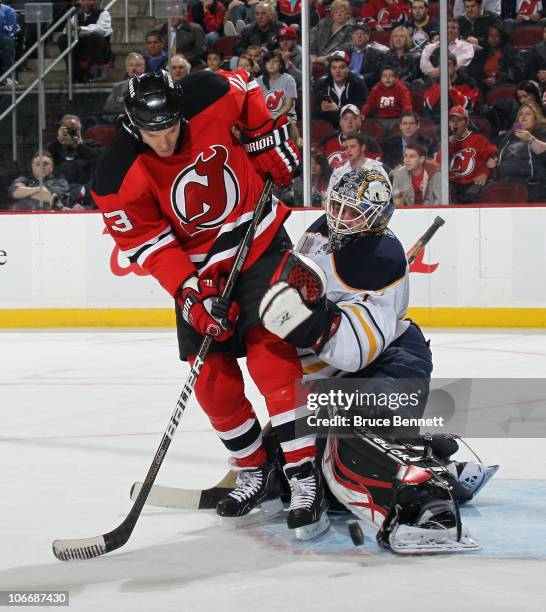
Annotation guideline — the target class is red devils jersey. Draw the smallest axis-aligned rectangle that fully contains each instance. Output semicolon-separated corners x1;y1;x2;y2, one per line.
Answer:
321;132;382;169
518;0;542;17
448;132;496;185
92;70;290;297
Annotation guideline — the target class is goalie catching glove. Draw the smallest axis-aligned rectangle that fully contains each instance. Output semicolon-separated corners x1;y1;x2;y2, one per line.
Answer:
259;251;341;351
177;276;240;341
242;116;300;188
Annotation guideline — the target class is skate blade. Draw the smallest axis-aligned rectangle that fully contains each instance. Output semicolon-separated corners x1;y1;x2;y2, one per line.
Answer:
389;524;481;555
292;512;331;541
471;465;499;498
220;498;284;529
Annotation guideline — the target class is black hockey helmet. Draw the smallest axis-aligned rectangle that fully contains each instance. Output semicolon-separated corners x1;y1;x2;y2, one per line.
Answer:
124;70;183;132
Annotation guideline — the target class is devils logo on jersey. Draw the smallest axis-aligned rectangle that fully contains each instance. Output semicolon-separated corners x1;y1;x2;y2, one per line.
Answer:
265;90;284;113
171;145;240;235
450;147;476;177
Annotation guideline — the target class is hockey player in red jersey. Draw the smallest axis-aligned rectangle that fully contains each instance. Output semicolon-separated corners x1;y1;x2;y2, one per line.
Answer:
92;69;329;540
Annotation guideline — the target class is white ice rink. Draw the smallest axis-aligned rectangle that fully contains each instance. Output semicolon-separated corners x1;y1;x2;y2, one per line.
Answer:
1;328;545;612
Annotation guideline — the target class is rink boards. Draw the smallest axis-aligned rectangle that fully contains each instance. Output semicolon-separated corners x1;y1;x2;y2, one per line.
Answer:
0;206;545;327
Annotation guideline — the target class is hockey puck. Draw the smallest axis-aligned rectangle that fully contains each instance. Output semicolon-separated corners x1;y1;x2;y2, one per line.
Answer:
348;521;364;546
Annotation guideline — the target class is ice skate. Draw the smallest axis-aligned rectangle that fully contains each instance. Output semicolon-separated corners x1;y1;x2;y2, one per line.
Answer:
216;458;284;522
284;460;330;541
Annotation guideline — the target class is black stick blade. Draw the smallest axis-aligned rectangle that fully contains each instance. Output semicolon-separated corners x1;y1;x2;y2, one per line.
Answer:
52;535;107;561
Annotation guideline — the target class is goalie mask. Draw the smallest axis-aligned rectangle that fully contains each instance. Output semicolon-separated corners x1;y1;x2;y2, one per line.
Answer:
326;168;394;248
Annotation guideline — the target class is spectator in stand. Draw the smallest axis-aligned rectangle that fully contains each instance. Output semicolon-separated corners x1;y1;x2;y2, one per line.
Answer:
273;26;302;90
326;131;391;196
424;52;479;115
104;52;145;116
234;3;283;57
313;50;368;127
310;147;332;206
358;0;411;32
223;0;261;36
206;49;225;71
489;79;545;136
361;64;412;131
47;114;100;206
0;2;19;86
467;23;526;96
503;0;546;33
406;0;439;50
237;52;261;77
7;151;70;211
453;0;500;17
420;18;474;82
321;103;383;168
188;0;226;48
276;0;320;28
246;44;264;72
257;50;298;120
144;31;167;73
170;54;192;81
496;101;546;201
457;0;498;48
160;14;207;68
381;25;421;86
310;0;354;63
383;111;432;168
448;105;497;203
58;0;112;83
349;21;388;89
526;23;546;85
392;142;442;205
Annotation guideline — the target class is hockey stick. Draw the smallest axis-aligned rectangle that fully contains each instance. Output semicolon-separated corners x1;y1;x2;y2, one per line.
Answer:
129;220;449;513
406;216;445;265
52;178;274;561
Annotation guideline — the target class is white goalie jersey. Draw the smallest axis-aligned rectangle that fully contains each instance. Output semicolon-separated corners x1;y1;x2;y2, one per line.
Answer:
296;217;410;379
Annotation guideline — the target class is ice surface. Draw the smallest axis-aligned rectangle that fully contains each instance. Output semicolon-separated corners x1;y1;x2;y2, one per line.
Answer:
1;329;545;612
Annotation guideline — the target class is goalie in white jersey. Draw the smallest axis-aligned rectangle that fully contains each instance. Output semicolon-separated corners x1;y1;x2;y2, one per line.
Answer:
259;167;496;553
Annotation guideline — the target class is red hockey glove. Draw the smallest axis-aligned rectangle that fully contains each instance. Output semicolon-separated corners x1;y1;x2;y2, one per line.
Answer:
177;276;240;341
243;117;301;188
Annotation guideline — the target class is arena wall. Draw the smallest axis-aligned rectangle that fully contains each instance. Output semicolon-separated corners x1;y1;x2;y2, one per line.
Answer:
0;206;544;328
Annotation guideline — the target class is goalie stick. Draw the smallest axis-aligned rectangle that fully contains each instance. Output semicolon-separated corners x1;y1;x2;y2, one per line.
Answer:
52;178;274;561
406;215;445;264
128;218;448;513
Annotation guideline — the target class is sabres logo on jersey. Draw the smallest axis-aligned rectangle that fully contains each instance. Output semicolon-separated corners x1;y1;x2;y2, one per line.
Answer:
450;147;476;177
171;145;240;235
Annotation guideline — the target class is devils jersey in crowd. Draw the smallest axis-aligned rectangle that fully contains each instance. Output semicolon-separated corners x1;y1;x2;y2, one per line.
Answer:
448;131;496;185
92;69;290;297
295;217;410;379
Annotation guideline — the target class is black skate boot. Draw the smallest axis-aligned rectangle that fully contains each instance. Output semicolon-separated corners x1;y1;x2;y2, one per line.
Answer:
216;458;283;518
284;460;330;541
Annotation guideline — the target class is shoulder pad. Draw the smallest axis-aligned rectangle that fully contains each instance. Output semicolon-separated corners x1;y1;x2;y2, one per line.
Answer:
332;230;407;291
181;71;230;121
92;128;140;196
306;215;329;237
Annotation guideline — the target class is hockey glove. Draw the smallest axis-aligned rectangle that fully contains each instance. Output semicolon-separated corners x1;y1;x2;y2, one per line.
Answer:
177;276;240;341
242;116;300;188
259;252;341;351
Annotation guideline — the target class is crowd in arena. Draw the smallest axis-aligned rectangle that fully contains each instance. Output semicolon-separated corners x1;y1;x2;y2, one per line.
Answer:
2;0;546;209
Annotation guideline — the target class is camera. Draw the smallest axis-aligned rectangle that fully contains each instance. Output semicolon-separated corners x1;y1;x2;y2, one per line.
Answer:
65;126;78;137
